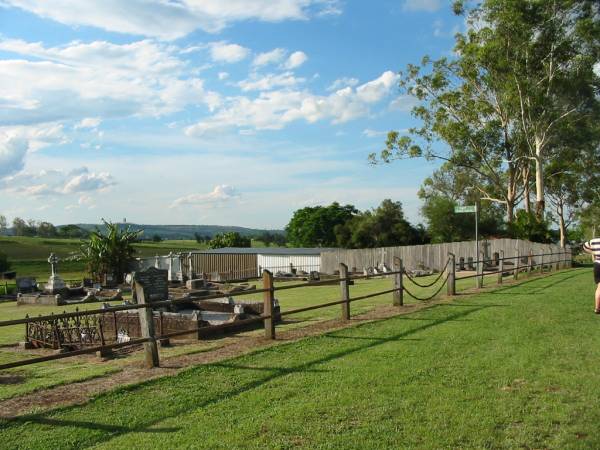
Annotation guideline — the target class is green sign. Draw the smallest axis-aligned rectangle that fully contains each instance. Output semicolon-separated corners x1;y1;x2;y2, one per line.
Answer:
454;205;477;213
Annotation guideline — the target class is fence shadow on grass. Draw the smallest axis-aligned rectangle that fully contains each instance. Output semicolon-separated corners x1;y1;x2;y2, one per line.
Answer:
490;269;582;296
5;302;494;448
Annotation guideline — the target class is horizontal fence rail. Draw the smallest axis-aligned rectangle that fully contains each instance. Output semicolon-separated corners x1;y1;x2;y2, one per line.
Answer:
0;248;573;371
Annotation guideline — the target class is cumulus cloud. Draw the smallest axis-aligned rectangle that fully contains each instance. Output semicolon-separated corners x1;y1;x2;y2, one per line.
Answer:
253;48;287;67
283;51;308;69
238;72;305;91
63;169;114;194
0;38;219;126
218;71;230;80
209;41;250;63
171;185;240;208
2;0;342;40
362;129;387;138
2;166;115;196
186;71;399;135
403;0;443;12
0;136;28;178
327;77;359;91
75;117;102;129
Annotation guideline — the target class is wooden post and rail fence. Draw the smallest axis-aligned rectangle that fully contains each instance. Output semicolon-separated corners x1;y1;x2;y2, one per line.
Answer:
0;249;573;371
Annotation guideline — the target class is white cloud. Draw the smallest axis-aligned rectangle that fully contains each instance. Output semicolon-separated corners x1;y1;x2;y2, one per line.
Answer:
75;117;102;129
209;41;249;63
253;48;287;67
171;184;240;208
403;0;443;12
62;169;114;194
238;72;305;91
327;77;359;91
186;70;399;135
0;135;28;178
0;38;219;126
2;1;342;40
362;129;387;138
2;166;115;197
594;62;600;77
218;71;230;80
283;51;308;69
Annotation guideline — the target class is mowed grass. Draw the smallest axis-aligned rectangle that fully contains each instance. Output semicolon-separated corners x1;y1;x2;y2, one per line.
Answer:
1;268;596;449
0;269;500;401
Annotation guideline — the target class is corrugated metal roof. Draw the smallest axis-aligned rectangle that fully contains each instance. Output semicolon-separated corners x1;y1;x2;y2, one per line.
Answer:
196;247;331;255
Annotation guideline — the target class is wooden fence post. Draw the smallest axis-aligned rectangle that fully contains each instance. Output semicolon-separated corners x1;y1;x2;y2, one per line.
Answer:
528;249;533;275
477;252;484;289
339;263;350;320
393;258;403;306
498;250;504;285
135;283;160;368
447;254;455;296
555;251;560;271
514;249;520;280
262;270;275;339
541;252;544;274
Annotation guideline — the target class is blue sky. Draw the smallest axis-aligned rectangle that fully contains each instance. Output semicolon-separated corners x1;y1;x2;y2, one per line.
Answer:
0;0;463;228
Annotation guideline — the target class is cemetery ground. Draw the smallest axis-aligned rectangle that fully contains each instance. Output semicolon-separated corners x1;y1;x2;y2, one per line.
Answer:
1;267;597;448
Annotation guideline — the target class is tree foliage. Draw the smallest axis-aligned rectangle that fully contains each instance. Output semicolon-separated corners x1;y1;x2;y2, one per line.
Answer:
80;220;142;283
208;232;251;249
0;251;10;273
372;0;600;241
286;202;358;247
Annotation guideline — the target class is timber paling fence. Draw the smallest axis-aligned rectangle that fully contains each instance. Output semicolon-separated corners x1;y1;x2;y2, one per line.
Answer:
0;248;573;371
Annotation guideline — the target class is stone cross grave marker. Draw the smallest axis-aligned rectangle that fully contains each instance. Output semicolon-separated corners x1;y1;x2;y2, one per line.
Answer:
133;267;168;302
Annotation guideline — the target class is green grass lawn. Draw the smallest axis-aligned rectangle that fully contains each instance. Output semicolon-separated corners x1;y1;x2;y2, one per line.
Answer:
1;267;594;449
0;269;502;402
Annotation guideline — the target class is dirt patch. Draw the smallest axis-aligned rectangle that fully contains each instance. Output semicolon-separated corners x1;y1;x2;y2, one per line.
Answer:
0;374;25;385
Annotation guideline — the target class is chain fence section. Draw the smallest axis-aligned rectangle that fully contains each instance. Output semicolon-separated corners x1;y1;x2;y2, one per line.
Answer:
403;258;450;288
403;273;450;301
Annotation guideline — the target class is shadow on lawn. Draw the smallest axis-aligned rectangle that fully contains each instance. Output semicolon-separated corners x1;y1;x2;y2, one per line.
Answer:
490;270;583;296
5;302;495;447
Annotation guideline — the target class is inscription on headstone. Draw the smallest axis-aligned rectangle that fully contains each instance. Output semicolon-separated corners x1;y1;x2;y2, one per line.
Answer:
133;267;168;302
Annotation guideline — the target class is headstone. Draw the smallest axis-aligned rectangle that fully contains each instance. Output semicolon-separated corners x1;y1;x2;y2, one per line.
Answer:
16;277;37;294
133;267;168;302
186;278;205;290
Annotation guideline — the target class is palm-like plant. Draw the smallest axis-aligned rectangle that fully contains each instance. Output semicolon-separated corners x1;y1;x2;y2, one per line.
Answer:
80;220;142;283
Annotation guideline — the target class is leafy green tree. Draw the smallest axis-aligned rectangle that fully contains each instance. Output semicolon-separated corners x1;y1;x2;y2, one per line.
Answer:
37;221;57;238
0;251;10;272
336;200;422;248
373;0;600;222
286;202;357;247
0;215;7;234
151;234;163;242
258;231;275;247
507;210;552;243
208;232;251;249
80;220;142;283
58;224;89;238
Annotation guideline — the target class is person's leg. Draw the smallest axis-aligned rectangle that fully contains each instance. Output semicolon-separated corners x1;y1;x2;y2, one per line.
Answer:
595;283;600;312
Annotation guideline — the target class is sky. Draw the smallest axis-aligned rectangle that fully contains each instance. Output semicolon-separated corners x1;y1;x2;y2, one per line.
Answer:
0;0;464;229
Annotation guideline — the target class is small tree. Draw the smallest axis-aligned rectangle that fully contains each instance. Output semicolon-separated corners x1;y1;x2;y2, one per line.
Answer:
151;234;163;242
208;232;251;249
0;251;10;272
80;220;142;283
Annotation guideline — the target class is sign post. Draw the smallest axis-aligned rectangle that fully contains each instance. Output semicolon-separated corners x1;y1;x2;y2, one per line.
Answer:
454;204;479;268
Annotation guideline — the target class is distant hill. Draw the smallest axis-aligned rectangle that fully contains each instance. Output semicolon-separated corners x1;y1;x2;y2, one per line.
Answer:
74;223;284;240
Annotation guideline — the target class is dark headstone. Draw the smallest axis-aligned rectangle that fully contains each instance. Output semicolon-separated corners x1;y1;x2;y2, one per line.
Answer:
458;257;465;271
16;277;37;293
133;267;168;302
